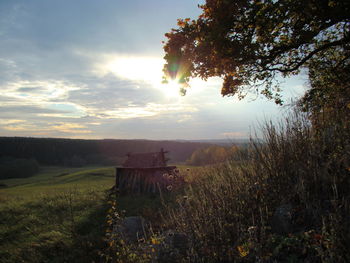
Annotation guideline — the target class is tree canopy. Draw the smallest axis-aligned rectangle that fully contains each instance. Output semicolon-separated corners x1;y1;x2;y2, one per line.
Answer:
300;46;350;125
163;0;350;104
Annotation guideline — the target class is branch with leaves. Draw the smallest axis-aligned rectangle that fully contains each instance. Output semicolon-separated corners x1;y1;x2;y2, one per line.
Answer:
163;0;350;104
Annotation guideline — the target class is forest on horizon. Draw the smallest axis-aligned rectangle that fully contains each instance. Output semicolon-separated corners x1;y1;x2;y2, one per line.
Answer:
0;136;222;166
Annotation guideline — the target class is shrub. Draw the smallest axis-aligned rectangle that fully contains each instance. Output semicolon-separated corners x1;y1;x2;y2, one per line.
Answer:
186;145;240;166
162;109;350;262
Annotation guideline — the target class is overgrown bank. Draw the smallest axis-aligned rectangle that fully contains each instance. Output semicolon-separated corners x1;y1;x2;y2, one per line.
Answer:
106;110;350;262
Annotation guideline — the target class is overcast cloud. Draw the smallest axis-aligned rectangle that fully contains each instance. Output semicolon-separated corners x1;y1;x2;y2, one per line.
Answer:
0;0;306;140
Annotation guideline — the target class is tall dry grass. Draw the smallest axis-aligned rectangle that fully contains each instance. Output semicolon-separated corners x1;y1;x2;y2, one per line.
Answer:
163;109;350;262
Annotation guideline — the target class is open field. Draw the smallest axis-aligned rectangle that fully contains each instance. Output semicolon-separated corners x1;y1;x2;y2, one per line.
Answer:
0;166;115;263
0;166;114;194
0;165;196;263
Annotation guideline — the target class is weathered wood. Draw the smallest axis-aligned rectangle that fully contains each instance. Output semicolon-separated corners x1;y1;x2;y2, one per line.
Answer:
115;166;177;194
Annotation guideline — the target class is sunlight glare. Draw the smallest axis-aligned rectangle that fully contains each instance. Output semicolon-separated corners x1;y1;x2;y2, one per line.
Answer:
104;56;183;98
107;56;163;83
162;79;183;98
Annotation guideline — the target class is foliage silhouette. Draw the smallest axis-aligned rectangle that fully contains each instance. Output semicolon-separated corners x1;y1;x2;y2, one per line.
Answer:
163;0;350;104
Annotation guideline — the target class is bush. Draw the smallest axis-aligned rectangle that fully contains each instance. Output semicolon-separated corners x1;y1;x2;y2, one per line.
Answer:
186;145;239;166
162;109;350;262
0;156;39;179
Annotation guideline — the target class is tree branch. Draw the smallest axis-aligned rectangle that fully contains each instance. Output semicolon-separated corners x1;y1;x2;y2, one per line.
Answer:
266;36;350;73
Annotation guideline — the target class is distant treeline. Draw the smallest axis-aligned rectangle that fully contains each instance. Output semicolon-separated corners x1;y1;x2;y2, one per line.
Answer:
186;145;248;166
0;137;213;166
0;156;39;179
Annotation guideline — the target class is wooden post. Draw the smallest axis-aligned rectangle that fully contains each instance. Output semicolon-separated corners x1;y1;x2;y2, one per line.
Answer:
115;167;119;197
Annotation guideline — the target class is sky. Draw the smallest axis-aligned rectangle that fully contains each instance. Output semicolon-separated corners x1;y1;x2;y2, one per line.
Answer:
0;0;307;140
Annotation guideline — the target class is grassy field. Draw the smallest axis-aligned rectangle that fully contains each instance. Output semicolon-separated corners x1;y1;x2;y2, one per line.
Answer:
0;165;198;263
0;166;115;263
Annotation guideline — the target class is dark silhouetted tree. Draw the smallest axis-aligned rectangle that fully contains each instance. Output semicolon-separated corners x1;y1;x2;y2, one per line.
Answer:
163;0;350;104
299;46;350;127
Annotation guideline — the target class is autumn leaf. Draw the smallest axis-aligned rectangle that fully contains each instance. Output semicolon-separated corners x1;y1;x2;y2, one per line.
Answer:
237;245;249;257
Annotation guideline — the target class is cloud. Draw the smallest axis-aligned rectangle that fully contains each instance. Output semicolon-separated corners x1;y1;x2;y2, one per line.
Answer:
0;105;68;114
221;132;248;139
0;0;307;140
2;80;80;102
0;0;202;54
16;86;47;92
0;1;202;118
0;119;92;135
50;123;91;134
0;119;25;125
97;55;164;83
176;114;193;123
2;120;43;132
0;0;213;138
102;102;197;119
66;74;162;109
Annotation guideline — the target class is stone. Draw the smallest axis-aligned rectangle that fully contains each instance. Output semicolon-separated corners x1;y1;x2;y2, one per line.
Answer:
116;216;146;242
163;230;188;253
158;230;189;263
271;204;293;234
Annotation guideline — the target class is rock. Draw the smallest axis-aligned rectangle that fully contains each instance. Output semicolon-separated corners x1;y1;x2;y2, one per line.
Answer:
116;216;146;242
271;204;293;234
163;230;188;253
158;230;189;263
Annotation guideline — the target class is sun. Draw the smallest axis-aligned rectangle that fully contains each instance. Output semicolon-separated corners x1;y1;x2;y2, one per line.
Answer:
103;55;184;98
161;79;184;98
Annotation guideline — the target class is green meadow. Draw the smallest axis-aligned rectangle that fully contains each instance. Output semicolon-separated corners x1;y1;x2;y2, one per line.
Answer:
0;166;115;263
0;165;188;263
